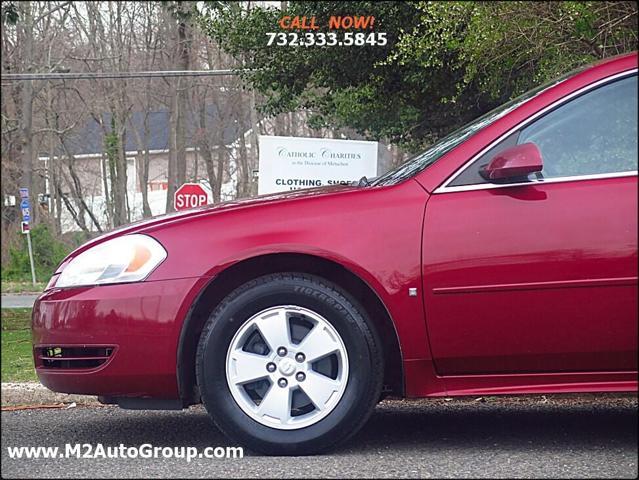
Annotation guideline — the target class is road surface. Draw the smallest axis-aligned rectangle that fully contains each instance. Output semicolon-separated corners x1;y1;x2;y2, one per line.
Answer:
1;294;39;309
2;395;636;478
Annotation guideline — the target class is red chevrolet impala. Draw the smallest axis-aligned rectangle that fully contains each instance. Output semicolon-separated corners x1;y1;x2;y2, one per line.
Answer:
33;53;637;455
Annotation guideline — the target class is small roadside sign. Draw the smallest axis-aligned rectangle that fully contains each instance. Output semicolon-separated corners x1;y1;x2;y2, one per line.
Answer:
21;197;31;222
18;187;36;285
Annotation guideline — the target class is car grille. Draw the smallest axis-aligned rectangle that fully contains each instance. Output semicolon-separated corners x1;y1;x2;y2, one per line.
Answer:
36;346;115;370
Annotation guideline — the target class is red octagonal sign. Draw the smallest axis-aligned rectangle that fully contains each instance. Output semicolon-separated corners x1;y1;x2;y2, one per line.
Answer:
174;183;209;211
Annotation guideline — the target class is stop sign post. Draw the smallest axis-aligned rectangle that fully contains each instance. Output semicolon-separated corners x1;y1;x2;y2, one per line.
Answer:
174;183;209;211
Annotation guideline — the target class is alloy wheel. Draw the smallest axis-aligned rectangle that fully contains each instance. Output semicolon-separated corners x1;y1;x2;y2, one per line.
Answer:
225;305;349;430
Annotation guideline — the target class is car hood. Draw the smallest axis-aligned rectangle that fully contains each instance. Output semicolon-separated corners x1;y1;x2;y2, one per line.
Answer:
60;184;362;264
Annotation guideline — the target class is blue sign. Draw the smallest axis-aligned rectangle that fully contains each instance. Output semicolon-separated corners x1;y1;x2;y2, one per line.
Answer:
22;213;30;222
19;188;29;199
20;199;30;209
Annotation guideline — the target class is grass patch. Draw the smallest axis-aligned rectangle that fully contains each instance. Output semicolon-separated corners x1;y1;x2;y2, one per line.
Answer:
1;281;46;294
1;331;37;382
1;308;32;330
1;308;37;382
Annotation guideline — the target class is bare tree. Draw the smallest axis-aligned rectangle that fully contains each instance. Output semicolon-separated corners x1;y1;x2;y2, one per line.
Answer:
17;2;36;224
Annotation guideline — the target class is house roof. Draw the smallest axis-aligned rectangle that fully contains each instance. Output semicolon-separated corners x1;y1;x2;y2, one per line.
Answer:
48;104;247;157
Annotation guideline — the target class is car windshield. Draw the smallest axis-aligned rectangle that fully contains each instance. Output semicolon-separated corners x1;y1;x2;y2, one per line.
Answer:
371;71;580;187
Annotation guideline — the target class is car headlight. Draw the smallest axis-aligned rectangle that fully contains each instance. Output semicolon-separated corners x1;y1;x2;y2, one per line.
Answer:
55;234;167;288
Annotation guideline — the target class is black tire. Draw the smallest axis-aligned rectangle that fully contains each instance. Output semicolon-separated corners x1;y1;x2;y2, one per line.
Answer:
196;273;383;455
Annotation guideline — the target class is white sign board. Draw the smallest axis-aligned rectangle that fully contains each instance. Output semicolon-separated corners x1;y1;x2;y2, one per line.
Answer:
258;136;378;195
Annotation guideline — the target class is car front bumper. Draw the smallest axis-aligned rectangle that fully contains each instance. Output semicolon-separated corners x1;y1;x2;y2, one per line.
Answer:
32;277;206;398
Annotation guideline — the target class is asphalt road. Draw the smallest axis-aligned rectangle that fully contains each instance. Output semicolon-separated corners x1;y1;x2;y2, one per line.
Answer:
1;294;39;309
1;395;637;479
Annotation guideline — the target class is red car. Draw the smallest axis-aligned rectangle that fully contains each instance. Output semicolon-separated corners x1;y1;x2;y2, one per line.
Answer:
33;53;638;455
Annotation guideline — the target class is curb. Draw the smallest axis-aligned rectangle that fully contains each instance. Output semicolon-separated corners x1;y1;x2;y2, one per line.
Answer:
1;382;100;406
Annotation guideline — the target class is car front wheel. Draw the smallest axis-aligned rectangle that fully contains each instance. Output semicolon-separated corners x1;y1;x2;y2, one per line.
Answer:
196;273;383;455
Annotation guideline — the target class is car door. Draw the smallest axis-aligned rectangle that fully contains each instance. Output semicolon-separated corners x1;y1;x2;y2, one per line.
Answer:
422;72;638;375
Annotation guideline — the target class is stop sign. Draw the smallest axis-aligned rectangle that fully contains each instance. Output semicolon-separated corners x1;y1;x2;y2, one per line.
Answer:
174;183;209;211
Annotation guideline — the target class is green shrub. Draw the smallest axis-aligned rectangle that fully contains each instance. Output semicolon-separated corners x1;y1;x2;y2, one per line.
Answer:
3;224;73;282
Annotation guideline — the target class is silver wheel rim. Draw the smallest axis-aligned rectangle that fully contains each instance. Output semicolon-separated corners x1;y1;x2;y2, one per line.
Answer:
225;305;349;430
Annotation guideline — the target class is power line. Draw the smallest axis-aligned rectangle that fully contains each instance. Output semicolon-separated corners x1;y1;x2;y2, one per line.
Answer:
0;69;244;81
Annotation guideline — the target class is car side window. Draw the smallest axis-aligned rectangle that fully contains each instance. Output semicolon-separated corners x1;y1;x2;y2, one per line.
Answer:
449;74;638;187
519;74;637;178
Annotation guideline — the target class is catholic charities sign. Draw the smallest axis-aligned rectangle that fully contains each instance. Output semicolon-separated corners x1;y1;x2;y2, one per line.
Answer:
258;136;378;195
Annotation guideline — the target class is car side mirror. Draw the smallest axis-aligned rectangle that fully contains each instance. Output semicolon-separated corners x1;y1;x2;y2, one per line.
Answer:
480;143;543;181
